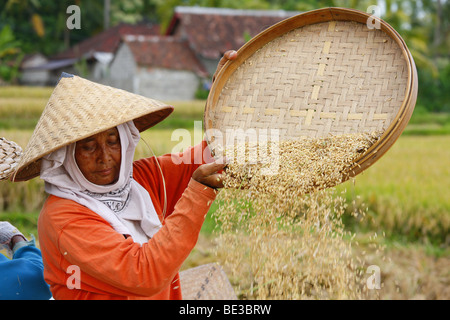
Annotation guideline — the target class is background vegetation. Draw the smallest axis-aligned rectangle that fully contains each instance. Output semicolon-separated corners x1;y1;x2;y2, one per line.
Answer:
0;0;449;112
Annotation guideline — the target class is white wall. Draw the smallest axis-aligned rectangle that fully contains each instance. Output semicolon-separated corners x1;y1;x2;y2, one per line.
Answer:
107;43;200;101
137;68;200;101
107;43;137;93
20;54;50;85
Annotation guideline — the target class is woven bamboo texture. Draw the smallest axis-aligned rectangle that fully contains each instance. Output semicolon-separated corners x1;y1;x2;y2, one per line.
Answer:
0;138;23;181
179;263;237;300
205;7;417;178
12;74;173;181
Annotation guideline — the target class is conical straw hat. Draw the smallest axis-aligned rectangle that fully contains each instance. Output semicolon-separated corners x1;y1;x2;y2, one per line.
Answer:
12;72;173;181
0;137;23;181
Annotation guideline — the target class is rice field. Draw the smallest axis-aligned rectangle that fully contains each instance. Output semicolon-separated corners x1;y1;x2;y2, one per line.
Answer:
0;86;448;299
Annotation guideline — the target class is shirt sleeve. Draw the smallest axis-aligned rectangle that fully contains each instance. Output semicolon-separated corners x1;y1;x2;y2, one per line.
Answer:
47;178;217;297
133;140;215;219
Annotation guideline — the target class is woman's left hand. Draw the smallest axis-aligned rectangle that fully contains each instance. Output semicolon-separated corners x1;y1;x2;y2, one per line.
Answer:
195;50;237;189
212;50;237;83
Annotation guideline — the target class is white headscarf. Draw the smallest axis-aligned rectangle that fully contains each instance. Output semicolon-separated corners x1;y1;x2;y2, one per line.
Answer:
40;121;162;244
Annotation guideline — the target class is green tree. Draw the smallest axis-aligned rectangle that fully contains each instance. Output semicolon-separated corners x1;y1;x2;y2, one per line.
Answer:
1;0;104;55
0;25;23;83
0;0;447;111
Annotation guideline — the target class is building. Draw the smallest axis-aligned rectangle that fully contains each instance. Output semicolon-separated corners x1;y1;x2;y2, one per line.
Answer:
109;35;208;101
19;53;50;86
20;7;299;100
20;23;160;86
166;6;298;75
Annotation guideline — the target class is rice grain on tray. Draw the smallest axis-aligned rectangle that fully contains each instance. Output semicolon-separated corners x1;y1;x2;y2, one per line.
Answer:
212;132;383;299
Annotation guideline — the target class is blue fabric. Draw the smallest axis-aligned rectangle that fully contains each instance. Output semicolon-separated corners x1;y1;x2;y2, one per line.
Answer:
0;245;52;300
60;71;74;79
57;71;74;84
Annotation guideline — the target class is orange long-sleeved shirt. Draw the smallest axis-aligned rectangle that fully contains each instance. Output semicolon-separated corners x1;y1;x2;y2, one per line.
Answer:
38;142;216;300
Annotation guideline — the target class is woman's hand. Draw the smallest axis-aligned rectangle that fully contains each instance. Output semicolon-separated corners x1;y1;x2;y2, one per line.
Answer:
212;50;238;83
193;50;237;189
192;158;227;189
194;50;237;189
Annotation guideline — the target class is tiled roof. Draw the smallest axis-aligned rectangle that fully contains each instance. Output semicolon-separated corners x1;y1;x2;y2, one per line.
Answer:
123;35;208;77
166;6;299;59
52;23;160;59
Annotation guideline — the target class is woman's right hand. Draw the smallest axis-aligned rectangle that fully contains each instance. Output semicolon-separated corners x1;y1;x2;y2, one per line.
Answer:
192;158;227;189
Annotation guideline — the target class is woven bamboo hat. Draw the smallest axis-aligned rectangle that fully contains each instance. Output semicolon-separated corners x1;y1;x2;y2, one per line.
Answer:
205;7;418;180
12;72;173;181
0;138;23;181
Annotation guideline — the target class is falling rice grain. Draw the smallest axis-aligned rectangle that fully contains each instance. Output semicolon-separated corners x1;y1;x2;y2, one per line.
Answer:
212;132;384;299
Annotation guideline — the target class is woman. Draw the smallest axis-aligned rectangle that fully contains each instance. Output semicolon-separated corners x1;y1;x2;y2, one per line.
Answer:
12;51;237;300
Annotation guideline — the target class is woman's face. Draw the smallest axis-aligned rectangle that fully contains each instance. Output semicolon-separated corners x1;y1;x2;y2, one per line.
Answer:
75;128;121;185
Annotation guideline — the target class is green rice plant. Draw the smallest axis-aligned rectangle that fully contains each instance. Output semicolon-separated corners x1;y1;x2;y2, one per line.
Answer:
147;100;205;130
0;86;53;98
0;86;51;130
0;129;33;149
0;212;40;240
339;135;450;245
0;178;45;212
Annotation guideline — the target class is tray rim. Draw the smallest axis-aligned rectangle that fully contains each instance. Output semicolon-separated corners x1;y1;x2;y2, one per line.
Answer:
204;7;418;180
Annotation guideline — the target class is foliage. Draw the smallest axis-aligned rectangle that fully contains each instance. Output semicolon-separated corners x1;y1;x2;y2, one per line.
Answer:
0;0;104;56
0;25;24;83
417;62;450;112
1;0;448;111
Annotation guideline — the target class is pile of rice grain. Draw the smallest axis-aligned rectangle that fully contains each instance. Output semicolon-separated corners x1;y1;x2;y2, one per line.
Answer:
212;132;382;299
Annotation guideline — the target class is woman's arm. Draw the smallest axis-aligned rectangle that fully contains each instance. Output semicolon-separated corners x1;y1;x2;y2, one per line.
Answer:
42;178;217;298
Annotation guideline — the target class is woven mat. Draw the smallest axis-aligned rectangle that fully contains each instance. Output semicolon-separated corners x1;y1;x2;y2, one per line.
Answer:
179;263;237;300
